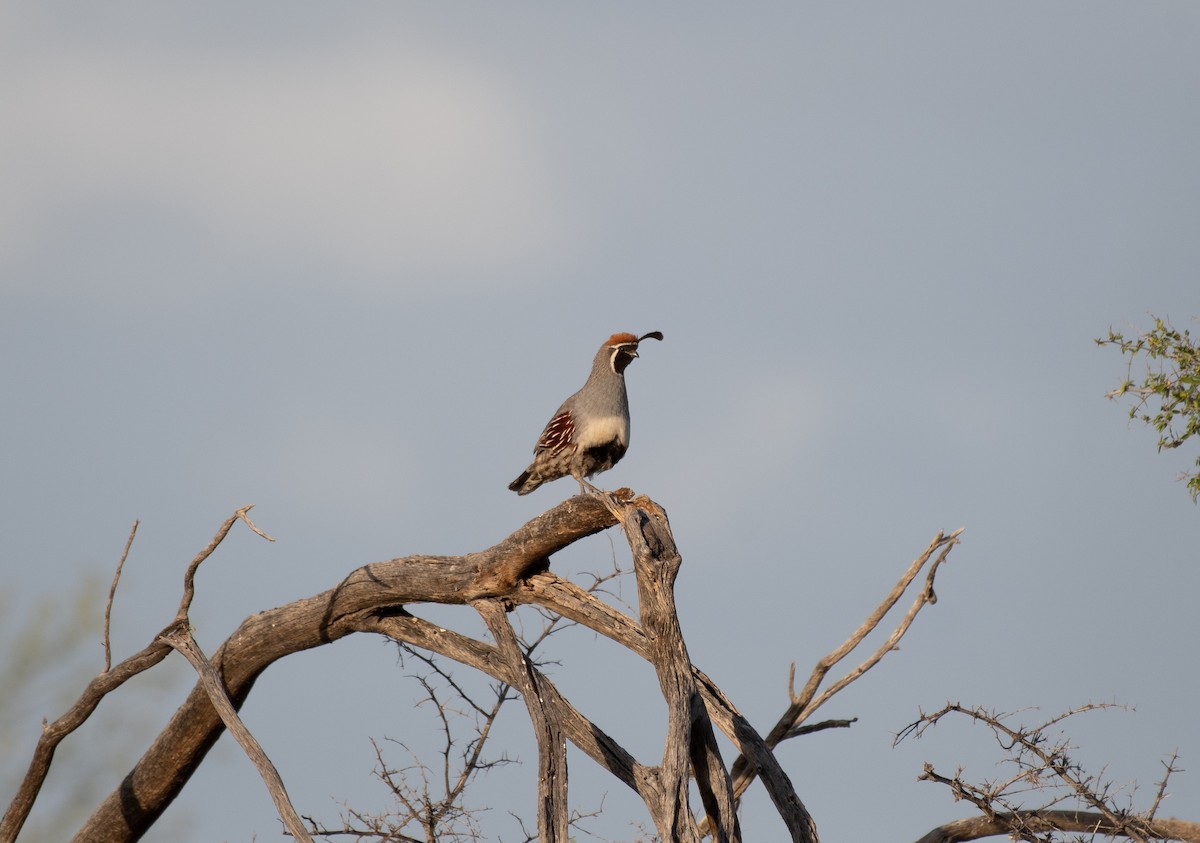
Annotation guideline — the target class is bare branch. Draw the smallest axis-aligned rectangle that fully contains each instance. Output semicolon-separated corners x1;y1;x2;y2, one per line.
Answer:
348;563;632;842
616;498;740;843
719;529;962;815
792;528;962;712
159;623;313;843
907;703;1137;833
401;644;512;721
782;718;857;740
104;519;139;672
522;572;817;843
1149;750;1183;821
3;506;268;843
238;506;276;542
476;600;569;843
175;503;273;623
447;684;511;809
352;611;650;798
24;493;900;843
61;495;617;841
0;639;172;842
903;703;1199;843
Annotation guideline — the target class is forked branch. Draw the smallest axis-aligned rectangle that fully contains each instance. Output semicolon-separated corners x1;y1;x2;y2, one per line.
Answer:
723;528;962;805
1;507;270;843
158;624;312;843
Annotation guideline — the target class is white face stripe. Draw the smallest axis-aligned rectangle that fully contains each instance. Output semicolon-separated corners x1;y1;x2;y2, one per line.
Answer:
608;343;637;373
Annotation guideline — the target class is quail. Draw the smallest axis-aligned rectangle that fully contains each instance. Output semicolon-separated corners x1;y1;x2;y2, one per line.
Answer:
509;331;663;496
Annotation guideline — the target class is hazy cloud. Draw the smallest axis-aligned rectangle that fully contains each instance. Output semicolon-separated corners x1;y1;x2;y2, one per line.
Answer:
2;32;570;294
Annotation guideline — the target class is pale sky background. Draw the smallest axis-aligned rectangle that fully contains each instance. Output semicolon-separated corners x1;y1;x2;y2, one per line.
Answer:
3;3;1199;842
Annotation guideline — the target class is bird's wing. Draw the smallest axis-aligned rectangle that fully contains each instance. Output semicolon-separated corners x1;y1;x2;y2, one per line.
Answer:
535;410;575;455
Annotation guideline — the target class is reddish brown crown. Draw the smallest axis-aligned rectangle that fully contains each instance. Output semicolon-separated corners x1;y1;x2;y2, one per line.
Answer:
606;332;640;346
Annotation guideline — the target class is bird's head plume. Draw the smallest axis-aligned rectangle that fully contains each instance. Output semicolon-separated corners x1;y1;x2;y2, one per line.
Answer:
605;331;663;373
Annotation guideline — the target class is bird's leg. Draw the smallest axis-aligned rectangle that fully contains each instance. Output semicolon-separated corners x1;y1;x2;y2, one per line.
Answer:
573;472;603;496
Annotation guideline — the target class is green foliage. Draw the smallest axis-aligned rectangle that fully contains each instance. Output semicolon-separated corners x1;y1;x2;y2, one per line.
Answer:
1096;315;1200;501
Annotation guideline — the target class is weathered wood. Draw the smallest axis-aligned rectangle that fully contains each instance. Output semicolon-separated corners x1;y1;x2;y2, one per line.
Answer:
39;492;819;843
68;495;617;843
158;624;312;843
476;601;568;843
521;567;818;842
620;499;740;843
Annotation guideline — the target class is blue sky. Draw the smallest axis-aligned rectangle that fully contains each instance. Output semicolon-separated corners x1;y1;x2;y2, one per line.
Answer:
3;3;1199;841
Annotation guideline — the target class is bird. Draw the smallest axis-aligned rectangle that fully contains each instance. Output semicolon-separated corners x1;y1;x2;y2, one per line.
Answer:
509;331;663;496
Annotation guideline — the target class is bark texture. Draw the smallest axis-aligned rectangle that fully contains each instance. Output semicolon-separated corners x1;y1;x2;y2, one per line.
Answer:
7;493;814;843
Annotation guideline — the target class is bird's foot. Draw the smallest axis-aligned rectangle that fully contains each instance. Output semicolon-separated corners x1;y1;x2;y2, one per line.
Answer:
575;476;605;496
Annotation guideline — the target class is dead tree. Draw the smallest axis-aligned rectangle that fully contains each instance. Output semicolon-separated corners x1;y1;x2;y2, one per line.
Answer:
3;491;961;843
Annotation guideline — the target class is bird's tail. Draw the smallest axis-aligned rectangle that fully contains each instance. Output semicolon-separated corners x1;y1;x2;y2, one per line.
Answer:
508;469;541;495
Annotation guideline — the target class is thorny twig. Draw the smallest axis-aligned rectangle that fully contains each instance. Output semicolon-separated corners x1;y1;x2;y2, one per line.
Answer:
1149;751;1183;822
899;702;1192;843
